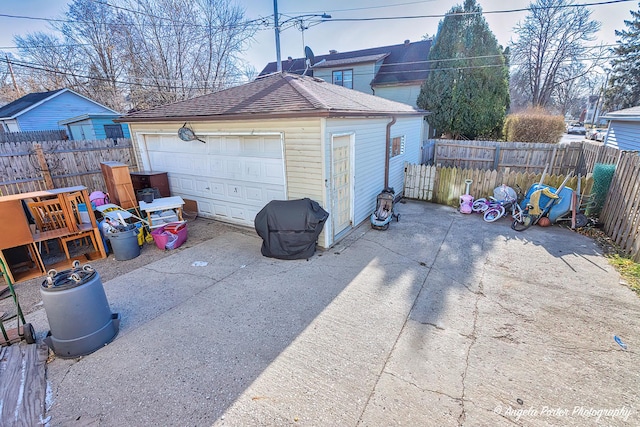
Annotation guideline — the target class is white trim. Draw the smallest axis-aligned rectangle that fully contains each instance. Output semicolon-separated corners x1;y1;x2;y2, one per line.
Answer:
136;130;288;171
329;131;356;244
134;130;288;219
320;118;329;248
58;112;121;126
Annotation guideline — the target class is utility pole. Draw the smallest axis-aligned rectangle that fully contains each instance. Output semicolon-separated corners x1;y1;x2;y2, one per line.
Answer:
6;54;20;96
273;0;282;72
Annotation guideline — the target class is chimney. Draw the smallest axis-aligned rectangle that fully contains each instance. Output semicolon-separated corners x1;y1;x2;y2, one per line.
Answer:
404;39;410;46
329;49;337;55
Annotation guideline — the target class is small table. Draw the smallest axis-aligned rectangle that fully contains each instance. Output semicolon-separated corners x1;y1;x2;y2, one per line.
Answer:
139;196;185;229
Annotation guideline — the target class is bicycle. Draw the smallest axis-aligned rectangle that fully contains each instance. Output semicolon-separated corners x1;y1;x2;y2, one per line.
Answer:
511;184;561;232
471;197;507;222
474;185;529;225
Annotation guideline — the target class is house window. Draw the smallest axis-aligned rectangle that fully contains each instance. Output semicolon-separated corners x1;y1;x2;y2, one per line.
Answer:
104;124;124;140
390;136;405;158
332;70;353;89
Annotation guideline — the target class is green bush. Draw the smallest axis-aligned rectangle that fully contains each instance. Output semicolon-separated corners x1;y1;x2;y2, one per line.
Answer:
503;108;565;143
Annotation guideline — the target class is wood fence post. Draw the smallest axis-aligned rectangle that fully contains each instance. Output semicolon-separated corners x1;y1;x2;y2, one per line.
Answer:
34;143;54;189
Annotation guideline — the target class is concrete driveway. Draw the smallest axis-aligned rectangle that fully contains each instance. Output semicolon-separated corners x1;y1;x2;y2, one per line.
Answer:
27;200;639;426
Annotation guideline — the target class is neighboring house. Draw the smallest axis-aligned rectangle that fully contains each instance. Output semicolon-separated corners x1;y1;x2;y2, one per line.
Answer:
59;113;131;141
0;89;128;139
259;39;432;109
118;72;427;247
601;106;640;150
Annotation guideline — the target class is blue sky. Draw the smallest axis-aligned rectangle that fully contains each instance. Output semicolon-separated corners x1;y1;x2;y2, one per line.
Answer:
0;0;635;72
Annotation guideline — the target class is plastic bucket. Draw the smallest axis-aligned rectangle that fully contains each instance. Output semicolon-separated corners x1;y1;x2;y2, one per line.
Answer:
151;223;188;250
107;226;141;260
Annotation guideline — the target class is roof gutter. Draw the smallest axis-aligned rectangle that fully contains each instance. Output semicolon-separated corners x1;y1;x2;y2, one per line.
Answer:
385;115;396;188
115;110;423;123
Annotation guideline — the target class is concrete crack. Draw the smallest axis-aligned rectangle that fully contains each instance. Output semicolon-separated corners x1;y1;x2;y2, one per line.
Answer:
458;240;486;426
385;371;463;402
415;321;445;330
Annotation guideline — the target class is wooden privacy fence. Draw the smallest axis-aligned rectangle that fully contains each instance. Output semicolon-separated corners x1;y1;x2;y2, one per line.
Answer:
580;141;620;174
404;163;593;207
0;129;67;143
600;151;640;261
0;138;137;196
429;139;618;176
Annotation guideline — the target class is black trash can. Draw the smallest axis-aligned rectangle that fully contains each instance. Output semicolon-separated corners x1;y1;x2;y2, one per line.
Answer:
41;263;120;358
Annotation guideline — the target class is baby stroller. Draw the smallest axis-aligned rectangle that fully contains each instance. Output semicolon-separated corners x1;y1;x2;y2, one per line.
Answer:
370;187;400;230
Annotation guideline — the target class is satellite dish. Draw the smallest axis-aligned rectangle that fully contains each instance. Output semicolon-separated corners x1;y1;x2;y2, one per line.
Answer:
178;123;205;143
303;46;317;76
304;46;315;66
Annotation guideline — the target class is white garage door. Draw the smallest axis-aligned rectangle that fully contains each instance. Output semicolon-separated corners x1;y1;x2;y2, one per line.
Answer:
142;133;286;226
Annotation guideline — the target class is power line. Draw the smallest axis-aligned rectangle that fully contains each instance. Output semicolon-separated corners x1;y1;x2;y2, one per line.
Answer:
0;56;251;90
1;0;633;31
0;12;268;30
287;0;635;22
286;1;440;15
0;44;91;50
4;48;631;89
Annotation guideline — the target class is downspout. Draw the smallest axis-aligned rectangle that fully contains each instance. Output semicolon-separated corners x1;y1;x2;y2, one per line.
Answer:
385;116;397;188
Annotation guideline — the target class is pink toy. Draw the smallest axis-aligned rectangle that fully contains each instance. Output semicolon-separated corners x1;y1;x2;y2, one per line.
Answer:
459;179;474;214
89;191;109;207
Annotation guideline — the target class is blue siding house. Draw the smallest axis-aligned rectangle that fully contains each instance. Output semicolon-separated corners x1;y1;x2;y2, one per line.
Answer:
59;113;131;141
0;88;129;140
602;106;640;151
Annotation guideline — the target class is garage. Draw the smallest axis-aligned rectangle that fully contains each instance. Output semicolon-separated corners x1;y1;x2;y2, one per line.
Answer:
139;133;286;226
118;73;426;247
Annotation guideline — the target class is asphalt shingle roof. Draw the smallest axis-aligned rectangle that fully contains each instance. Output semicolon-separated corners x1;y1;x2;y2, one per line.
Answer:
258;40;431;86
120;73;426;122
0;89;64;119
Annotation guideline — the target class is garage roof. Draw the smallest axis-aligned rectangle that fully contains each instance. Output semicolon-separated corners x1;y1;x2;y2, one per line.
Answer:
601;106;640;122
119;72;426;123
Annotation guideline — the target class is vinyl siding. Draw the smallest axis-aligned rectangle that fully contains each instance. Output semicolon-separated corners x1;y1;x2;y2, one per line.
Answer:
313;62;376;95
605;121;640;151
127;118;324;205
374;84;422;107
90;118;131;139
325;115;424;235
388;117;423;191
69;120;96;140
17;91;114;132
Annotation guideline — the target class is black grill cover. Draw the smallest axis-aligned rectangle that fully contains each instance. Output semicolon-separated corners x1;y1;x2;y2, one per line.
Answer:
254;198;329;260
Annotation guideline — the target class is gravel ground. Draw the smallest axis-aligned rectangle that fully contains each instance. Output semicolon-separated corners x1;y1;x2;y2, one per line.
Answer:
1;217;256;317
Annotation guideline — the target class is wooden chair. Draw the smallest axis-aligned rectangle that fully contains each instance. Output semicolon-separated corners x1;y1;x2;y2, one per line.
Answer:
65;191;92;246
28;198;97;259
29;199;67;254
61;191;98;258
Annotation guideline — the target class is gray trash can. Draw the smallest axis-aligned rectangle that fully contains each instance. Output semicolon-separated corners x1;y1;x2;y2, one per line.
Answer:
107;225;140;260
41;263;120;358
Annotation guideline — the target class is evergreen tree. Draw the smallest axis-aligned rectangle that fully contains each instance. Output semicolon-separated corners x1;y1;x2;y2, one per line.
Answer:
604;3;640;110
417;0;509;139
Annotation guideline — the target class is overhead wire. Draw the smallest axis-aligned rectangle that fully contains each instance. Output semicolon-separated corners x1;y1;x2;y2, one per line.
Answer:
2;46;630;89
0;0;632;89
0;0;633;31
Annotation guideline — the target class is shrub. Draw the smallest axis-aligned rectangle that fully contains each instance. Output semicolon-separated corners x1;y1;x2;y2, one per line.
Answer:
503;107;565;143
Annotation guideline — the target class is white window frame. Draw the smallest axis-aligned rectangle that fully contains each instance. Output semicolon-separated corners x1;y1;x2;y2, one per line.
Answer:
390;135;405;158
